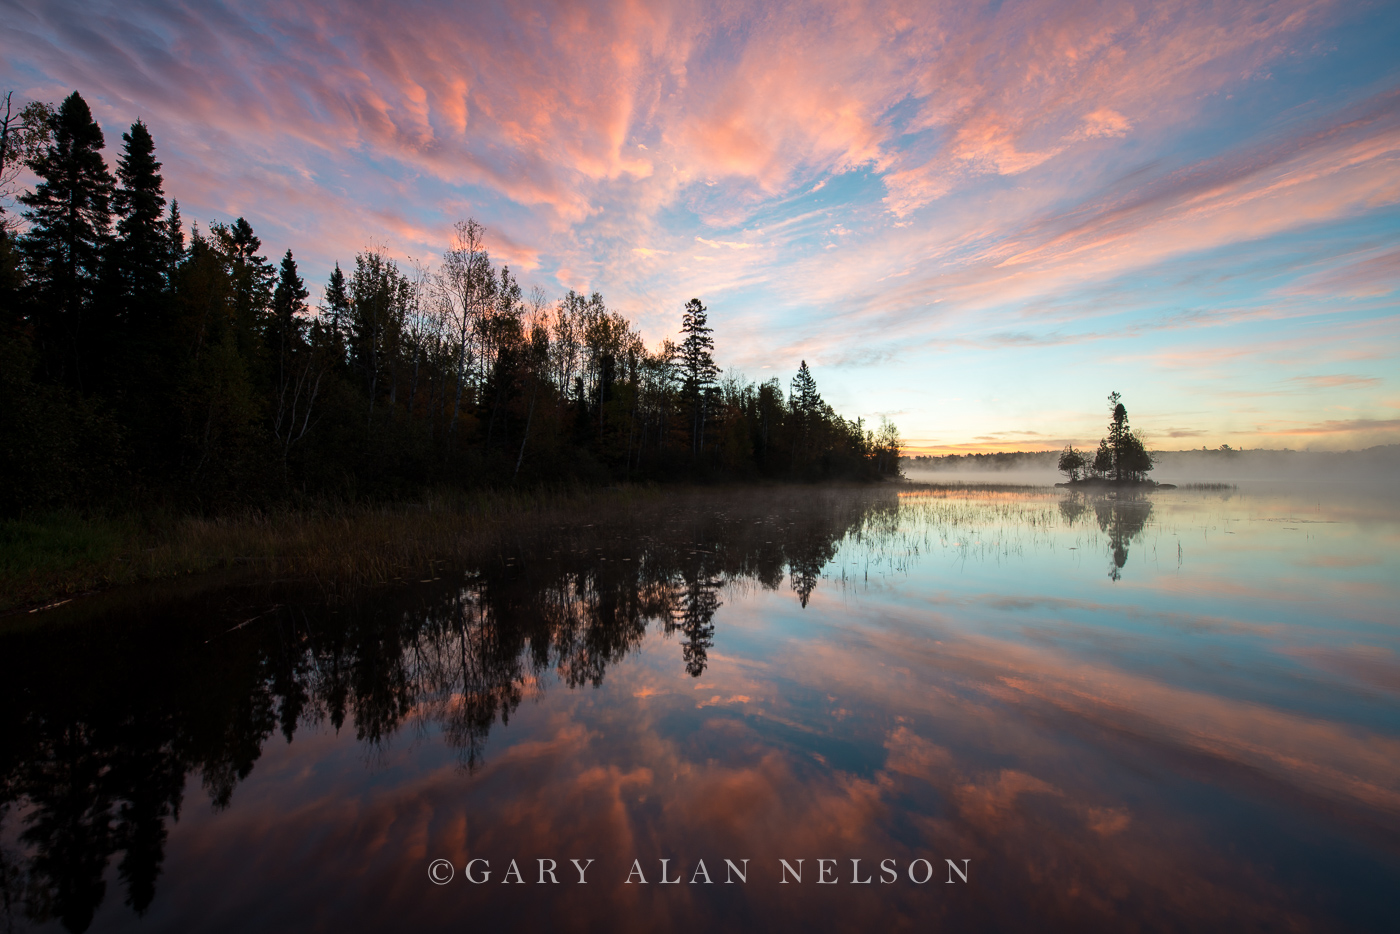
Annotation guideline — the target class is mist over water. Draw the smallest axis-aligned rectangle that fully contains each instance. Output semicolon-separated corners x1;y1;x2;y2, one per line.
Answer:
2;483;1397;932
904;444;1400;487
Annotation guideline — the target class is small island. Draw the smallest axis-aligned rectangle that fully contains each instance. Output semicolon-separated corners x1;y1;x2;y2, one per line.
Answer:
1056;392;1175;489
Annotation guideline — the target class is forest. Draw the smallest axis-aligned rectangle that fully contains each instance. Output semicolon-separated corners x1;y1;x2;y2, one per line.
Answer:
0;91;901;517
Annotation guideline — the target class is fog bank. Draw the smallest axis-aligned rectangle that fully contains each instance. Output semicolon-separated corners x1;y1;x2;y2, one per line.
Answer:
902;446;1400;486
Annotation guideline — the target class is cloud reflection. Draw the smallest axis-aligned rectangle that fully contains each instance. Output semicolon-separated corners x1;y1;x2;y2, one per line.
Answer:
2;488;1397;930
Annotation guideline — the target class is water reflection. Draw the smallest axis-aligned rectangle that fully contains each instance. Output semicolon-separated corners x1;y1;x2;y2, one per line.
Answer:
0;491;892;931
1055;492;1154;579
1;485;1397;933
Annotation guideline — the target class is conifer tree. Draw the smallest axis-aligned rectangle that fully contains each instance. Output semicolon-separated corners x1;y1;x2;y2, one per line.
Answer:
1105;391;1127;481
271;250;308;349
677;297;717;457
19;91;114;388
790;360;820;418
109;120;167;321
269;250;322;470
1092;438;1114;478
164;199;184;285
212;216;273;358
322;262;350;362
789;360;821;467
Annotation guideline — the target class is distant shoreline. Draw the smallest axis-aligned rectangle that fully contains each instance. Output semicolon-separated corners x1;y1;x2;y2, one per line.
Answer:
902;445;1400;484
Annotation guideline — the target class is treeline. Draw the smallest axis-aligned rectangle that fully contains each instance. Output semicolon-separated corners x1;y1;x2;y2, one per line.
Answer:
0;91;900;516
904;451;1060;471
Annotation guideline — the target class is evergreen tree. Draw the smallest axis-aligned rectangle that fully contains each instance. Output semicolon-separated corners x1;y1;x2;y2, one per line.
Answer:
212;217;273;360
322;262;350;362
677;297;717;458
268;250;324;472
790;360;820;418
108;120;167;323
789;360;822;468
18;91;114;389
1092;438;1114;478
348;250;409;425
270;250;308;349
1105;391;1127;481
1118;432;1153;481
164;199;185;285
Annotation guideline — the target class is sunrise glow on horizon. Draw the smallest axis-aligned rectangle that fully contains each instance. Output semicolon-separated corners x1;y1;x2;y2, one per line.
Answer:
3;0;1397;453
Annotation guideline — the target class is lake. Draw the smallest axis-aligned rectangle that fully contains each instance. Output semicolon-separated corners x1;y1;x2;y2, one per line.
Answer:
2;483;1397;932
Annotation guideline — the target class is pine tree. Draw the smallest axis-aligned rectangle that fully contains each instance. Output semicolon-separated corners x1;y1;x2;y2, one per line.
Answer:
348;250;409;426
789;360;823;467
1105;391;1128;481
164;199;185;285
268;250;322;471
109;120;167;323
270;250;308;349
790;360;820;419
677;297;717;458
212;217;273;360
18;91;114;389
1092;438;1114;478
322;262;350;363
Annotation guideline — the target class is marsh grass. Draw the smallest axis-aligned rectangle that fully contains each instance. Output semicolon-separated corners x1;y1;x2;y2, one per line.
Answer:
0;485;666;613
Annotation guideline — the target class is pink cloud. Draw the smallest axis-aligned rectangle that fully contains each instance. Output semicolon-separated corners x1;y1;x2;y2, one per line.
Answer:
3;0;1393;451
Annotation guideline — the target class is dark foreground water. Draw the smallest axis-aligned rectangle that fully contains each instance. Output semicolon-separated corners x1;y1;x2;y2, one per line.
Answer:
2;484;1397;933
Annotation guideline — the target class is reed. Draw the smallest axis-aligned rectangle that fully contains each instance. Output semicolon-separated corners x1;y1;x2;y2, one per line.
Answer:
0;485;663;613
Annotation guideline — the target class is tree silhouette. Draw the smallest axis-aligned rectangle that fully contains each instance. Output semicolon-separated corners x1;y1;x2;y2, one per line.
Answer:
1058;445;1086;482
678;298;718;459
0;93;55;226
321;262;351;361
2;94;905;509
270;250;308;350
162;199;184;286
789;360;821;471
19;92;113;390
108;120;167;326
1076;392;1154;483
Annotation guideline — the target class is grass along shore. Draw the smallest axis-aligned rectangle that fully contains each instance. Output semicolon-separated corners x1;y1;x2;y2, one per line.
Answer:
0;485;670;615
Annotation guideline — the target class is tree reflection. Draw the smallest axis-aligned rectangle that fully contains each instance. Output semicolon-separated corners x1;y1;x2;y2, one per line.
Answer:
1094;496;1154;581
0;490;893;930
1058;495;1089;525
672;570;721;677
1058;492;1155;581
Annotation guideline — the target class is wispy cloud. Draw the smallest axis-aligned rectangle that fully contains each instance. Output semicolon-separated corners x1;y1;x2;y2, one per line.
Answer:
1288;374;1382;390
1;0;1394;449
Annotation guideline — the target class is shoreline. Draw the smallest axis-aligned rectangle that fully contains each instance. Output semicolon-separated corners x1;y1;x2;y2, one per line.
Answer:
0;485;651;617
1;481;901;618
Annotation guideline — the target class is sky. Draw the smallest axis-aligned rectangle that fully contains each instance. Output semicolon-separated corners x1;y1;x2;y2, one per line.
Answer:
2;0;1398;454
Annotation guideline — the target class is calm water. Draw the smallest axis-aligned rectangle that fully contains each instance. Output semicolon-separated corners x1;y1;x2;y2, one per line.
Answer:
2;484;1397;932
